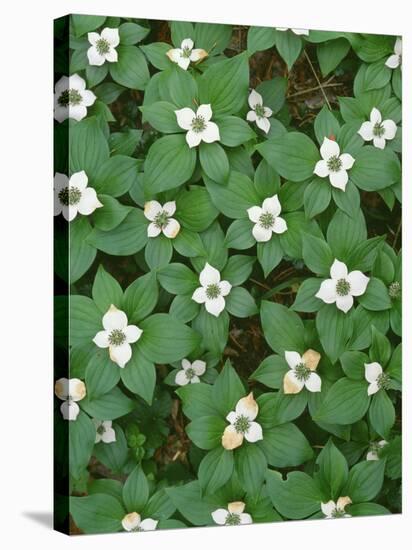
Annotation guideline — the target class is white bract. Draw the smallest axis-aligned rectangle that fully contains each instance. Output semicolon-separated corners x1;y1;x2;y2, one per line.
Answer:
211;501;252;526
93;420;116;444
222;393;263;450
166;38;208;70
175;359;206;386
175;104;220;148
93;305;143;368
385;38;402;69
87;28;120;66
192;263;231;317
55;378;86;421
121;512;158;532
367;439;388;461
276;27;309;35
364;362;391;395
358;107;397;149
246;90;272;134
144;200;180;239
54;171;103;222
283;349;322;394
247;194;287;242
321;497;352;519
316;259;369;314
54;74;96;122
313;137;355;191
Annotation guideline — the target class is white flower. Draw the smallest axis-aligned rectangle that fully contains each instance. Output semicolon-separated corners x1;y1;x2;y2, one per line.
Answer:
175;104;220;148
316;259;369;314
247;194;287;242
121;512;158;532
283;349;322;394
385;38;402;69
358;107;397;149
93;305;143;368
175;359;206;386
366;439;388;461
246;90;272;134
221;393;263;450
54;378;86;421
364;362;391;396
53;74;96;123
167;38;208;70
321;496;352;519
313;137;355;191
87;28;120;66
192;263;232;317
144;200;180;239
93;419;116;444
54;171;103;222
276;27;309;36
211;501;252;526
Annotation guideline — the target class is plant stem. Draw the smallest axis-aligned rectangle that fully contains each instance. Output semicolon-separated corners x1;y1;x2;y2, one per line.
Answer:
303;50;332;110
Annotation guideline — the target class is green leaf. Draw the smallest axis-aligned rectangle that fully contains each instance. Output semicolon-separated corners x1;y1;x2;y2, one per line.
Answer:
363;60;392;91
316;305;354;364
157;67;198;108
199;142;229;184
177;383;218;421
85;351;120;399
69;296;102;347
86;64;109;87
69;411;96;479
347;235;384;272
292;278;323;313
250;354;288;389
143;489;176;520
81;387;135;420
139;314;201;363
198;447;234;494
218;116;256;146
221;255;255;286
343;460;385;503
93;155;140;197
316;439;349;499
259;423;313;467
140;101;181;133
109;129;142;155
109;45;150;89
119;22;149;45
92;265;123;314
166;481;214;526
266;470;322;519
349;307;389;350
314;378;369;424
304;178;331;218
317;38;350;76
144;235;173;270
314;105;341;144
69;117;109;175
351;146;400;191
358;277;392;311
176;186;219;232
194;23;232;54
302;234;333;276
144;134;197;193
247;26;276;53
87;209;148;256
170;21;195;47
386;344;401;382
120;351;156;404
256;77;287;115
225;219;255;250
170;294;200;323
349;502;390;516
235;444;267;495
93;195;132;231
205;171;260;219
123;466;149;512
69;217;97;284
123;271;158;323
198;53;249;116
261;301;305;355
257;237;284;277
369;390;395;438
340;350;369;381
158;263;198;295
192;308;229;356
258;392;307;427
327;209;367;260
71;15;106;37
274;30;302;69
370;326;391;366
70;494;124;534
257;132;319;182
93;426;128;474
225;287;258;318
212;361;245;417
186;416;226;450
140;42;172;70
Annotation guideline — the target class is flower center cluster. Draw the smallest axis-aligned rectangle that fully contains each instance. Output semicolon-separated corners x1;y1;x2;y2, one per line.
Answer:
154;210;170;229
96;38;110;55
327;155;342;172
108;329;126;346
336;278;351;296
191;116;206;133
294;362;311;381
234;415;250;434
185;367;196;380
205;283;221;300
259;212;275;229
58;88;83;107
58;186;82;206
181;46;192;58
97;425;105;435
377;372;391;390
388;281;401;299
373;122;385;138
254;104;266;118
331;508;346;518
225;513;241;526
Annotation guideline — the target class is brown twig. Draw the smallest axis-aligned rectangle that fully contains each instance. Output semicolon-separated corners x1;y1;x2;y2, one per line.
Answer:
287;82;344;99
303;50;332;110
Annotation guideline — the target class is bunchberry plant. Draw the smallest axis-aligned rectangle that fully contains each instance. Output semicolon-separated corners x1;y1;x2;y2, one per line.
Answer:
54;14;402;535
